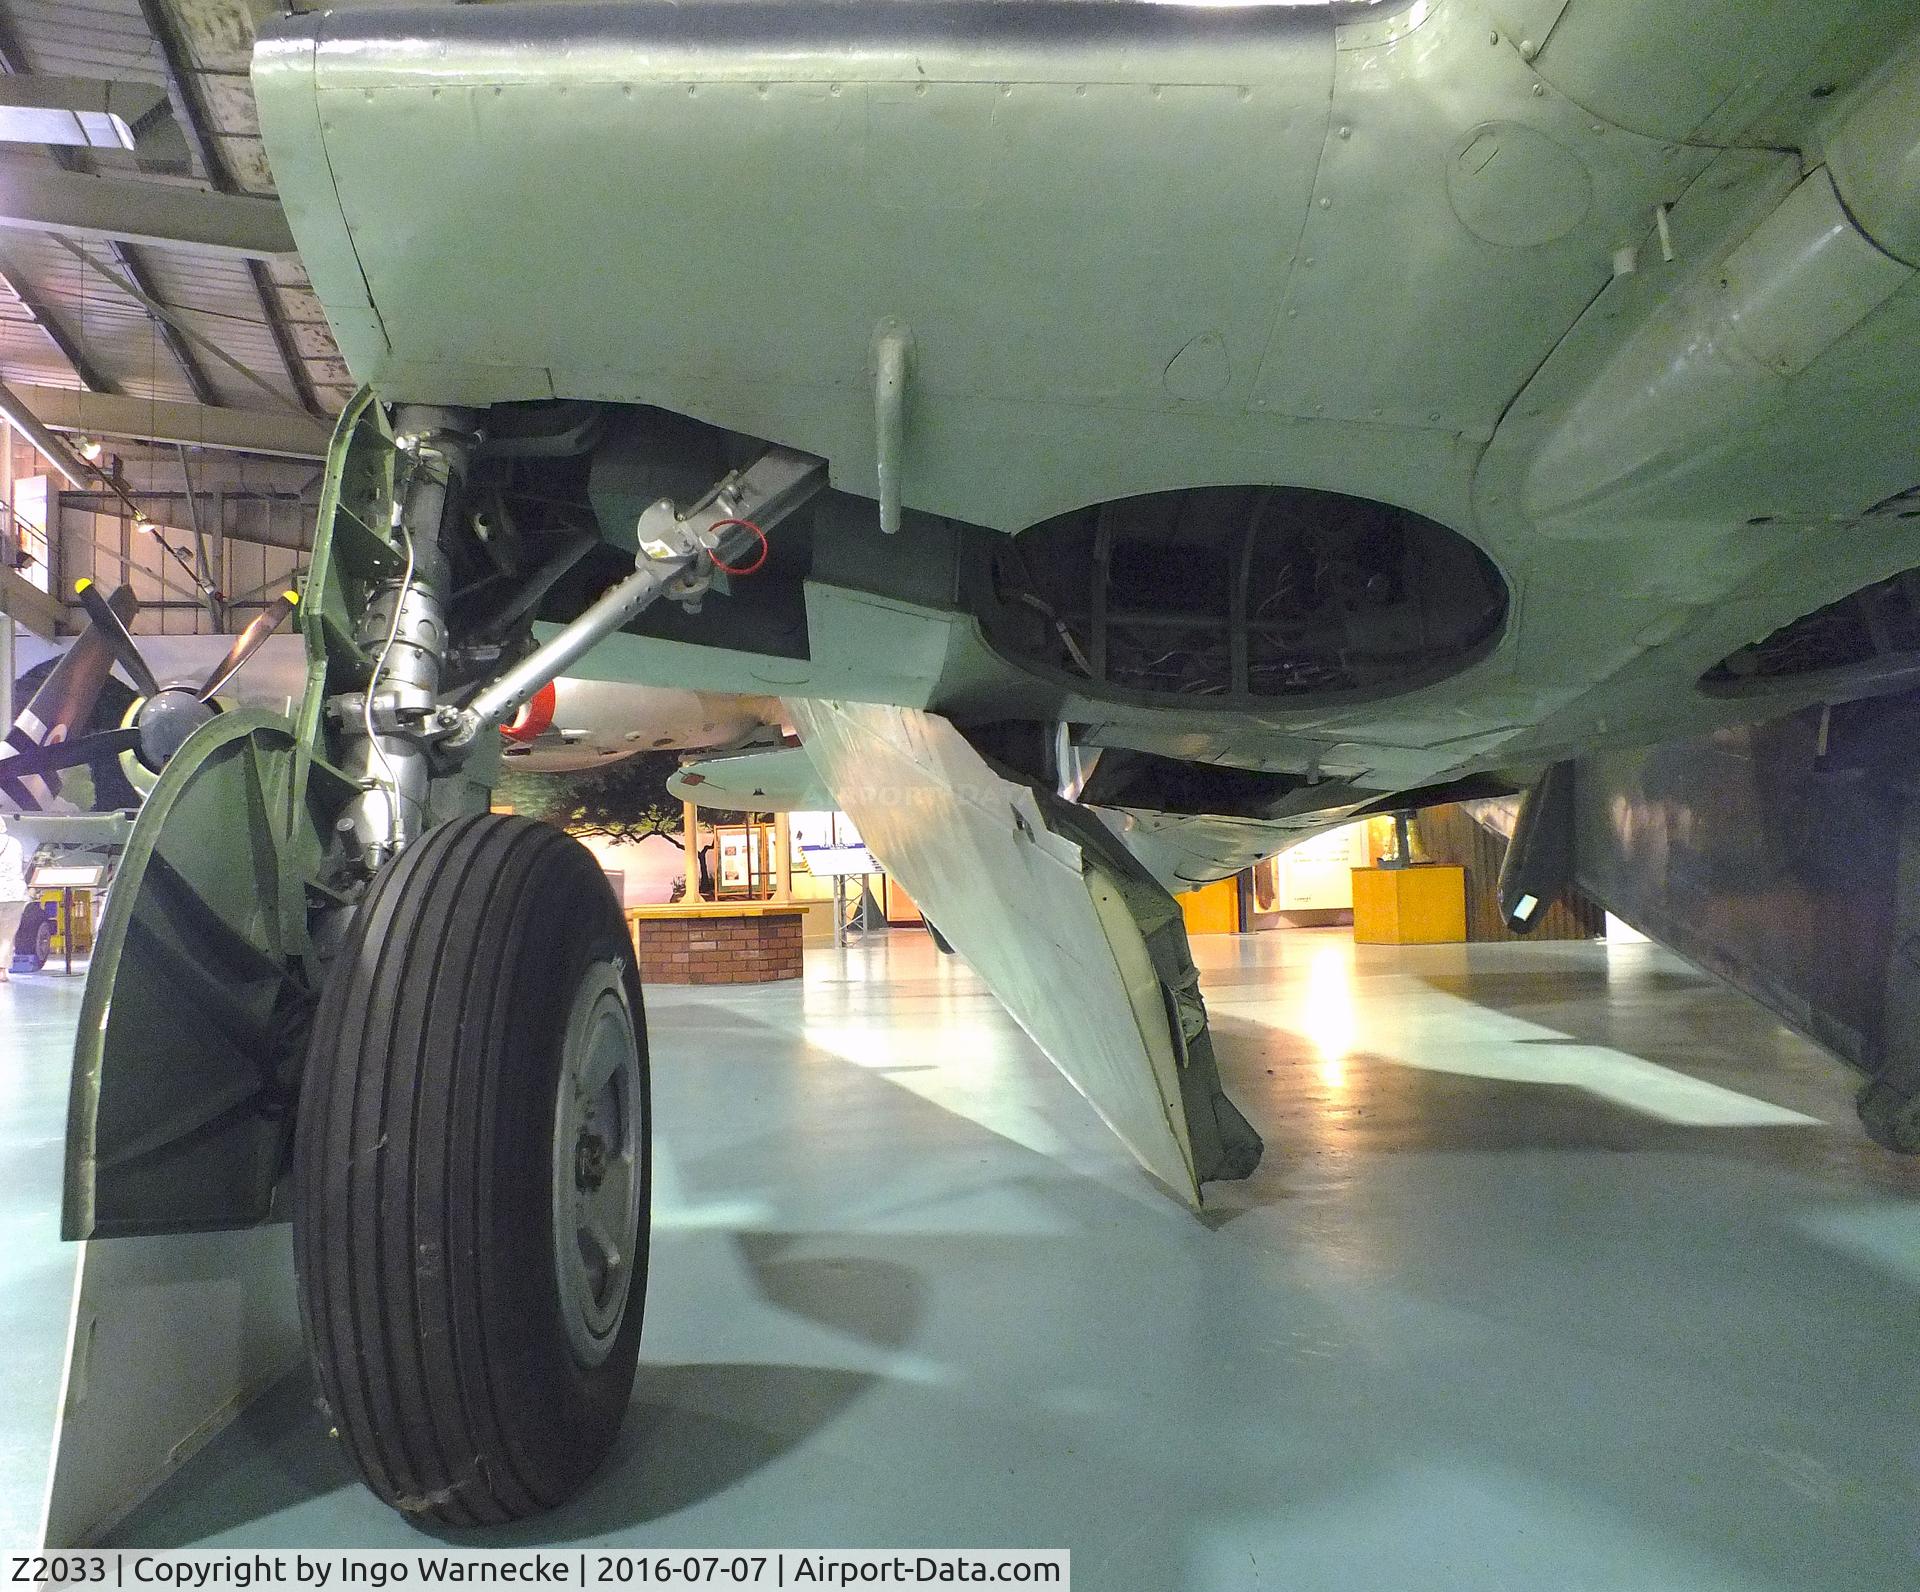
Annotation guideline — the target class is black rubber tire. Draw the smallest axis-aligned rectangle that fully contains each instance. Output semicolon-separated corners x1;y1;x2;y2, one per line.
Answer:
16;903;52;971
293;814;650;1525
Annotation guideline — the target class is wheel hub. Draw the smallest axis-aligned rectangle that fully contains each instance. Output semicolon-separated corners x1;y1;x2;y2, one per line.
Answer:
551;961;644;1368
575;1133;609;1190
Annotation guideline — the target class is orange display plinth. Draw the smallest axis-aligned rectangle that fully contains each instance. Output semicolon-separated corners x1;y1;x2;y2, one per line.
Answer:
1350;865;1467;944
1177;876;1242;935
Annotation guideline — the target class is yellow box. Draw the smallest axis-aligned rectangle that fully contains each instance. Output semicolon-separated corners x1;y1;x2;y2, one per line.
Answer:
1350;864;1467;944
1178;876;1242;936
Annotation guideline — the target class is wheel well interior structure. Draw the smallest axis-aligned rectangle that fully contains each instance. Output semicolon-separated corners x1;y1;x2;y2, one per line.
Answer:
481;403;1512;725
965;485;1509;707
1701;559;1920;701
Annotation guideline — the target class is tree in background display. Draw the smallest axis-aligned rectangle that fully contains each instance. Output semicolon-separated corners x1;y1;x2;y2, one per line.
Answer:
496;752;755;844
496;750;686;845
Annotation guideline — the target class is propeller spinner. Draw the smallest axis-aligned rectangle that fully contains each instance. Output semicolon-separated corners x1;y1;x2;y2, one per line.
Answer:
0;582;301;807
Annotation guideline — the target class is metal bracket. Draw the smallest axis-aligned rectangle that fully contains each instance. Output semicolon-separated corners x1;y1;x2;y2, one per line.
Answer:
872;321;912;534
442;446;826;746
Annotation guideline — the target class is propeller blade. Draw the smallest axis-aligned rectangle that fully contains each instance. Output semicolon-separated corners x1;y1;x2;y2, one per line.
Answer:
0;726;142;784
6;584;138;754
74;577;160;696
196;590;300;702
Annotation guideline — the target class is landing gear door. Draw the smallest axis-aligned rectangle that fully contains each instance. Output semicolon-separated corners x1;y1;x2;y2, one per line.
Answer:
790;699;1260;1205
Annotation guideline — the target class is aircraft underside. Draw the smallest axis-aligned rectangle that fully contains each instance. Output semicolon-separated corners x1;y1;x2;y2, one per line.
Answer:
26;0;1920;1532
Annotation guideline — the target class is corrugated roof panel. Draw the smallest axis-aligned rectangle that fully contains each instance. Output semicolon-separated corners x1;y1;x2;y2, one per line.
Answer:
0;266;88;389
162;0;346;409
0;1;360;420
144;248;269;317
142;247;309;408
7;1;166;86
0;232;200;402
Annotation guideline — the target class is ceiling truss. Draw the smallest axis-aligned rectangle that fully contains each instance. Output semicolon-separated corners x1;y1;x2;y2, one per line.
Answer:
0;0;338;462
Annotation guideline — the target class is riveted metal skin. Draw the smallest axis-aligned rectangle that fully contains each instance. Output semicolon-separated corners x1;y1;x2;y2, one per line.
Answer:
253;0;1919;815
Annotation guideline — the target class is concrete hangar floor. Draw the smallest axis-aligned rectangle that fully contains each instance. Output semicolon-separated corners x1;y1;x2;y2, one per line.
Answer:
6;928;1919;1587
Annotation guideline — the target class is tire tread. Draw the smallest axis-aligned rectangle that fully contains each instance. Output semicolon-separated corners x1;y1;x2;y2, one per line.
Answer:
294;815;645;1525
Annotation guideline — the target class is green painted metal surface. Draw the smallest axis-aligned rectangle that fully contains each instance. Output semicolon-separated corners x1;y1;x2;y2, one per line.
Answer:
61;399;410;1237
292;385;394;813
791;699;1217;1204
251;0;1920;832
65;711;320;1238
668;743;835;813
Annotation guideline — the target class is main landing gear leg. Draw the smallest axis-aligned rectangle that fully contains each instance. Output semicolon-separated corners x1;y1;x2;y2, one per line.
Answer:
290;405;651;1525
57;386;827;1527
292;419;823;1522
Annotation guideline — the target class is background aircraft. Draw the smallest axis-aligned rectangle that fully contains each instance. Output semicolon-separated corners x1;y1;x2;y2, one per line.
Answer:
4;594;784;813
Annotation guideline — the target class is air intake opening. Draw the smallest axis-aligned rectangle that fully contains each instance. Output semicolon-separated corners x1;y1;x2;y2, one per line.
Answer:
970;485;1507;704
1702;565;1920;699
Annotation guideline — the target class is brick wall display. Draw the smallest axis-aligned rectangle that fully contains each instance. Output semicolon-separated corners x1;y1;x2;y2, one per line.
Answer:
628;907;806;984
